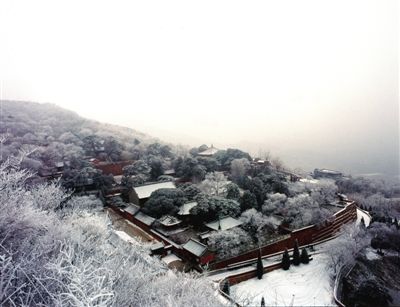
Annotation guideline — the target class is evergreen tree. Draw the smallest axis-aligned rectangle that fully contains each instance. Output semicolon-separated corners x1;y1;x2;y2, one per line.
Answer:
261;296;266;307
222;280;230;296
300;248;309;264
257;249;264;279
282;248;291;270
292;239;300;266
360;217;366;228
240;190;258;211
226;183;241;201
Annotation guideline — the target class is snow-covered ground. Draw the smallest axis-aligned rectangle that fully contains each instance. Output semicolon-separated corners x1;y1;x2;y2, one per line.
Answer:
232;253;335;307
356;208;371;227
114;230;143;246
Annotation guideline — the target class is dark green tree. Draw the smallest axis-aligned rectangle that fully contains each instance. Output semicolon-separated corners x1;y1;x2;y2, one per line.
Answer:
257;249;264;279
214;148;252;170
250;177;265;207
282;248;291;270
181;183;201;200
240;190;258;211
360;216;366;229
103;136;123;162
292;239;300;266
192;164;207;182
142;188;187;218
261;296;266;307
198;157;220;172
190;195;241;223
222;280;230;296
226;183;241;201
300;248;309;264
149;157;164;180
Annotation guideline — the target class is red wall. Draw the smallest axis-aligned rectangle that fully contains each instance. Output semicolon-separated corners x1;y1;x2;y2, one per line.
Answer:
225;262;283;286
210;203;357;270
110;203;357;271
94;160;134;176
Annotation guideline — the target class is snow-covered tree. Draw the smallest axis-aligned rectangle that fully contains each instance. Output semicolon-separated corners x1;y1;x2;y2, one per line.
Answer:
327;224;369;274
262;193;287;215
230;158;251;179
0;154;223;307
198;172;229;196
208;228;254;259
240;209;277;243
226;182;241;201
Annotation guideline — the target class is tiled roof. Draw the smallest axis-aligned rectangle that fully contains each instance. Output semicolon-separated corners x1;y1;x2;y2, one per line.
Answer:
182;239;207;257
134;212;156;226
205;216;243;231
124;204;140;216
198;147;219;156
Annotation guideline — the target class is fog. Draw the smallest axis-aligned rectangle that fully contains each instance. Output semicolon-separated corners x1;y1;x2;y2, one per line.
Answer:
1;0;398;178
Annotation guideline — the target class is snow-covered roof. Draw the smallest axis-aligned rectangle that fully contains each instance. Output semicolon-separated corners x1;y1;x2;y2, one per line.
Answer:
134;212;156;226
299;178;319;184
315;168;342;175
178;202;198;215
198;146;219;156
133;182;176;199
124;204;140;216
182;239;208;257
162;253;181;265
150;241;165;251
158;215;182;227
163;169;176;175
205;217;243;231
199;231;215;240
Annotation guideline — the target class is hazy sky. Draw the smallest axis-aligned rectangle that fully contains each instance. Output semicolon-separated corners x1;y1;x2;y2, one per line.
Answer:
1;0;399;176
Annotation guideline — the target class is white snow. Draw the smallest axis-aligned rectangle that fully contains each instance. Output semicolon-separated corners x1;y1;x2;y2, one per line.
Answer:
299;178;319;184
365;248;380;261
124;204;140;215
178;202;198;215
232;253;335;307
182;239;207;257
114;230;141;246
133;181;176;199
134;211;156;226
198;146;219;156
208;212;369;306
356;208;371;227
205;217;243;231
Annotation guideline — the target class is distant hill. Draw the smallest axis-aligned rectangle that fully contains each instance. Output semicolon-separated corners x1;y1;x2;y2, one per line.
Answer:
0;100;180;172
0;100;154;144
